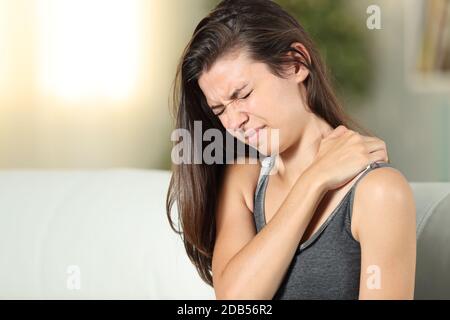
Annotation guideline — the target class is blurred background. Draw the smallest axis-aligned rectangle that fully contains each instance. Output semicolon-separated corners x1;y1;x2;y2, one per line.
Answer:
0;0;449;182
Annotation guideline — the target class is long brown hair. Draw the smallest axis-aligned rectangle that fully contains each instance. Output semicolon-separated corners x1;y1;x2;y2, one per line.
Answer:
166;0;371;287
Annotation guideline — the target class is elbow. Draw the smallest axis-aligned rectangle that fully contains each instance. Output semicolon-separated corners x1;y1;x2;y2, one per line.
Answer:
214;284;239;300
215;291;231;300
213;270;240;300
213;273;271;300
214;279;247;300
215;284;270;300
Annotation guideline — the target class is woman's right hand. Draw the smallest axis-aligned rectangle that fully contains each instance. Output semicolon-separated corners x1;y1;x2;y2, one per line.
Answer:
305;125;389;191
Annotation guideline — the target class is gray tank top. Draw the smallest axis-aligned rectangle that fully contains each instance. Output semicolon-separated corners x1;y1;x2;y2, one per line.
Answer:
253;155;395;300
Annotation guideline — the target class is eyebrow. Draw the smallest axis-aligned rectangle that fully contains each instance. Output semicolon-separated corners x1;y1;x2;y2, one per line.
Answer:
210;84;248;110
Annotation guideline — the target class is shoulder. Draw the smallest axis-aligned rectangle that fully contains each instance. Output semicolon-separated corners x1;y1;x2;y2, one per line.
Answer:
223;156;262;182
357;166;412;200
222;156;262;211
351;165;416;242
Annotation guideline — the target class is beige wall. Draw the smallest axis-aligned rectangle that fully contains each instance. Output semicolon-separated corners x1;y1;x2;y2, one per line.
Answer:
0;0;209;170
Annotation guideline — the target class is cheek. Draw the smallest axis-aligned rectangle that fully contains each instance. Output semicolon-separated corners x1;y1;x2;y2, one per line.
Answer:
247;98;261;115
259;82;291;120
248;92;274;121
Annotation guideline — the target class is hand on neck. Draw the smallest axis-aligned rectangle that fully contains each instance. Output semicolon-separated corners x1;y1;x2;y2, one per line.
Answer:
271;115;333;186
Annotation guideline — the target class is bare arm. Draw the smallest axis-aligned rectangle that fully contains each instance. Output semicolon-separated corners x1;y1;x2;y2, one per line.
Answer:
354;167;416;299
213;163;326;300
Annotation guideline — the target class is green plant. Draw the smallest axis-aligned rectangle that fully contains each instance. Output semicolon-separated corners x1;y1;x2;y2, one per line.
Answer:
275;0;372;99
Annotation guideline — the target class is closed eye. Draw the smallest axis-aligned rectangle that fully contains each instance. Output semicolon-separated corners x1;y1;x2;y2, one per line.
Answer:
215;90;253;116
241;90;253;100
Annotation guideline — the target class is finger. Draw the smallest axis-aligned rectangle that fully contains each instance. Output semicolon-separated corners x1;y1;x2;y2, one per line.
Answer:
363;137;387;159
368;149;389;164
324;125;347;139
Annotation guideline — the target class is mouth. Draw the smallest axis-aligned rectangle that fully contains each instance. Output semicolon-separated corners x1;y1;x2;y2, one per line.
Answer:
245;126;266;144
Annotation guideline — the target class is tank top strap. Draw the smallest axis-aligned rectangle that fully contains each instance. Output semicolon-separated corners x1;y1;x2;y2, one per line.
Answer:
260;155;276;177
349;161;395;193
255;155;275;192
254;155;277;232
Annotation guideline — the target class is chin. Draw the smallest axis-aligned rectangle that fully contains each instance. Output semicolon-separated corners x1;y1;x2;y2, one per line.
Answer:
254;136;283;157
253;142;281;158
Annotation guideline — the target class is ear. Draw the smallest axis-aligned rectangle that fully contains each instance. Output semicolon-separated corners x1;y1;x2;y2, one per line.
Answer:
287;42;311;83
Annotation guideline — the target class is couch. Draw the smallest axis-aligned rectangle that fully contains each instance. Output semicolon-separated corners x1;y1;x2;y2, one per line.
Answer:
0;169;449;299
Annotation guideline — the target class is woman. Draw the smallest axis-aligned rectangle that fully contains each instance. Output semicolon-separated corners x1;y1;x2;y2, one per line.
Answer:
166;0;416;300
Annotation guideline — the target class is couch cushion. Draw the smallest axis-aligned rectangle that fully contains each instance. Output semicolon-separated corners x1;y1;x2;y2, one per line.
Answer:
0;169;215;299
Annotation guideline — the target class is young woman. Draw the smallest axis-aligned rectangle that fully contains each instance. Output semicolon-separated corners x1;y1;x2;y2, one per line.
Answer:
166;0;416;300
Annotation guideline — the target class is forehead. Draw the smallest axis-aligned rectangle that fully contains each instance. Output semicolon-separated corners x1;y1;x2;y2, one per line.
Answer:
198;50;255;104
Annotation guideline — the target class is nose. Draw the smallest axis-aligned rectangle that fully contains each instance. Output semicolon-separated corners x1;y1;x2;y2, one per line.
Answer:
225;102;248;132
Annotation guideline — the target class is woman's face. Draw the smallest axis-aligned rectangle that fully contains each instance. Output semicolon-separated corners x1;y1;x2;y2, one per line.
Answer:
198;47;311;155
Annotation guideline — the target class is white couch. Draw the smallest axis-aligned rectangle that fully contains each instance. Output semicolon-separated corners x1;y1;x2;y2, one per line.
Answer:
0;169;449;299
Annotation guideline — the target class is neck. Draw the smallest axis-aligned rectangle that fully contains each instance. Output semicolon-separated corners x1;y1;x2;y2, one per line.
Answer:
271;115;333;187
